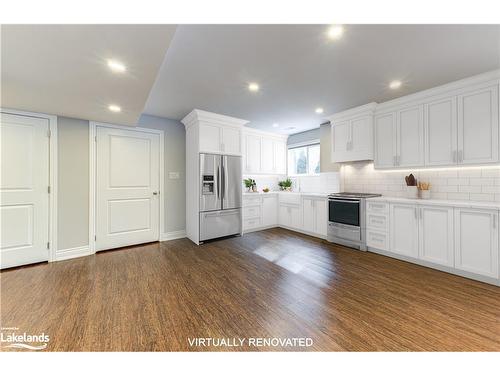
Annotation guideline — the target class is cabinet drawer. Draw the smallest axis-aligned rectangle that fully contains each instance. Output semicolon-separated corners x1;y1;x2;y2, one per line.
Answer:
367;201;388;214
367;213;389;231
243;205;261;218
243;217;261;231
243;196;261;207
367;230;389;251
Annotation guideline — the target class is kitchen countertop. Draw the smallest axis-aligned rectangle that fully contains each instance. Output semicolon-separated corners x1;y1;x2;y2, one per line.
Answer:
243;191;329;198
368;196;500;210
243;191;279;195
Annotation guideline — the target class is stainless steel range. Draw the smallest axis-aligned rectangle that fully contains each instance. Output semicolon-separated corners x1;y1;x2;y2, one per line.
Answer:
327;192;381;251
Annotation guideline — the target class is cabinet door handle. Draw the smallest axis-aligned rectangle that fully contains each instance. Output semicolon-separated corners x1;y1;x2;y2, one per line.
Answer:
493;215;497;229
393;156;397;166
414;207;417;219
458;150;463;163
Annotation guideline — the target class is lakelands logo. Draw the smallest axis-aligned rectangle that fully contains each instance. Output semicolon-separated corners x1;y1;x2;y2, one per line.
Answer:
1;327;50;350
188;337;313;348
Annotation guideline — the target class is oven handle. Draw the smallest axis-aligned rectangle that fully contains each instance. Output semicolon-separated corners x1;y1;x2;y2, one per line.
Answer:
329;199;360;203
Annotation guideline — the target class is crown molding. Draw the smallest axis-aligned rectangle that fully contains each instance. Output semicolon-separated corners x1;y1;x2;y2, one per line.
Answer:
181;109;249;129
326;102;377;122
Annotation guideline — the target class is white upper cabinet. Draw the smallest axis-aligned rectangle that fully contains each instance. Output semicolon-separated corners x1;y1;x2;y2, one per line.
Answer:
221;126;242;155
331;120;350;158
245;134;261;173
424;97;457;166
397;105;424;167
373;71;500;169
260;137;274;173
182;109;248;156
242;129;288;175
418;205;454;267
350;116;373;159
199;123;222;154
454;208;499;279
374;112;397;168
328;103;376;163
457;85;499;165
273;140;286;174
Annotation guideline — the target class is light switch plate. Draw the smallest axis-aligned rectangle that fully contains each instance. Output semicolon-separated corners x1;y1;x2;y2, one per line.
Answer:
169;172;180;179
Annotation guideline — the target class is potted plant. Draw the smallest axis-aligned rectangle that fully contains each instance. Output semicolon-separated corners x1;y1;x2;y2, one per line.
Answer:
278;178;292;191
243;178;256;192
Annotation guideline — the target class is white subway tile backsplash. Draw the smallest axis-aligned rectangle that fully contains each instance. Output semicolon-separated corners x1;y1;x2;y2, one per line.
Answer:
481;169;500;177
341;161;500;202
458;169;482;178
437;170;458;178
447;193;470;200
459;185;482;193
481;185;500;194
470;178;495;186
447;178;469;185
469;193;495;201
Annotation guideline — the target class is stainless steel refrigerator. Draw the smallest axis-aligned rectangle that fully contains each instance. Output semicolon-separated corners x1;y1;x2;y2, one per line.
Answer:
199;153;242;242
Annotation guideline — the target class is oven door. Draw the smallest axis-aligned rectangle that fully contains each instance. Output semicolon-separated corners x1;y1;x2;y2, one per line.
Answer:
328;198;360;227
328;198;361;243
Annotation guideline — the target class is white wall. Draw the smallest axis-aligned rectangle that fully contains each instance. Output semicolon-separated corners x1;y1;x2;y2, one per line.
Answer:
342;161;500;201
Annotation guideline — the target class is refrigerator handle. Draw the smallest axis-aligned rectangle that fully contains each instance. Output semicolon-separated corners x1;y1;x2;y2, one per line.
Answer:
221;164;225;200
217;165;220;199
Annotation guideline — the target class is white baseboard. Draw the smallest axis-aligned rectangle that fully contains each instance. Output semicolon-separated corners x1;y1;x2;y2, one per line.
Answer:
55;245;91;261
160;230;187;241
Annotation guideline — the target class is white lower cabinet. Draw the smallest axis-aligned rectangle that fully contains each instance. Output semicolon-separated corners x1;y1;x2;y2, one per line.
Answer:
390;203;419;258
243;194;278;232
454;208;499;279
279;204;302;230
262;195;278;227
302;197;327;237
368;199;500;285
418;205;454;267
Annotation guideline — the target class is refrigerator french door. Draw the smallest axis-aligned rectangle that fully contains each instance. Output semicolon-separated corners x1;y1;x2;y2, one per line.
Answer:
199;153;242;241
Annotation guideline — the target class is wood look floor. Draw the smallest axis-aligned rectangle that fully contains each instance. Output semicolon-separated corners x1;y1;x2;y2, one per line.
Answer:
1;228;499;351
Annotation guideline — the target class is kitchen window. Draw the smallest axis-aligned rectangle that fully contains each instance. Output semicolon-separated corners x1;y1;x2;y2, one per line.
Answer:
287;143;320;175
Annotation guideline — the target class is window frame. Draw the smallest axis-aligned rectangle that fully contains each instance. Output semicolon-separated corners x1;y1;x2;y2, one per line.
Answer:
287;141;321;176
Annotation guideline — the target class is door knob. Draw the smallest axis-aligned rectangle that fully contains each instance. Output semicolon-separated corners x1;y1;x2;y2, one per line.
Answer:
153;191;159;195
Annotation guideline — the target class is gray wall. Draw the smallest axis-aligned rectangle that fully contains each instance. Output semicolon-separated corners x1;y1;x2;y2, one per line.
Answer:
137;114;186;233
58;117;90;249
287;128;320;146
320;123;341;172
57;114;186;250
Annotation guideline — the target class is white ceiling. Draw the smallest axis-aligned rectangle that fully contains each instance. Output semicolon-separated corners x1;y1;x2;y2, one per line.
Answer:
1;25;177;125
144;24;500;134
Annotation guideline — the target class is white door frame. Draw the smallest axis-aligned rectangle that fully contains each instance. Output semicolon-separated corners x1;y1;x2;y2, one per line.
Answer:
0;107;58;262
89;121;164;253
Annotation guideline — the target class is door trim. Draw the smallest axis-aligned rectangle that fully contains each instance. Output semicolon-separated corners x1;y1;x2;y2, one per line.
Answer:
0;107;58;263
89;121;164;254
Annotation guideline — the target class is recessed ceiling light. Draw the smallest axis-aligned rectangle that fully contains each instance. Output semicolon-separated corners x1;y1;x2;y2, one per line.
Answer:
107;59;126;73
315;107;324;114
389;80;402;89
248;82;260;92
272;123;279;128
108;104;121;113
327;25;344;40
286;127;296;130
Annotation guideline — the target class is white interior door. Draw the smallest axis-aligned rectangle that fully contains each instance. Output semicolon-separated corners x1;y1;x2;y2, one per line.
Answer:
96;126;160;251
1;113;49;268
